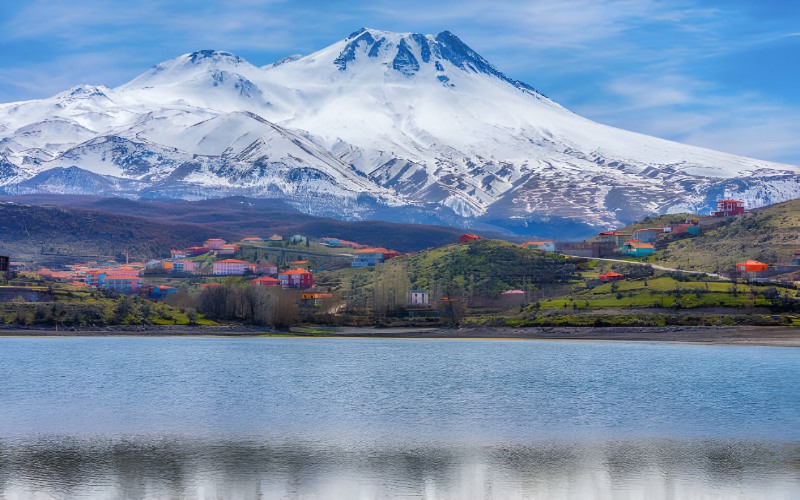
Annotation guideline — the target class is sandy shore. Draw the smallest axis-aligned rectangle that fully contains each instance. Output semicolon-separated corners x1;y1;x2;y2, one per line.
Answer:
0;324;797;346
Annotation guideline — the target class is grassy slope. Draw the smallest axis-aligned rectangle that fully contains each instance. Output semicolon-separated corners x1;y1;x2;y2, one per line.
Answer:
648;199;800;271
319;239;579;301
536;275;794;310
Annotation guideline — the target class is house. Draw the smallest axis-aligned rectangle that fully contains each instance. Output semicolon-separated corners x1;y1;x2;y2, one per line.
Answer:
241;237;263;242
408;290;430;305
599;272;625;282
204;238;227;250
186;246;210;256
620;242;655;257
217;244;241;256
459;234;482;243
0;255;8;272
500;289;526;306
278;268;313;289
170;249;187;259
300;292;333;306
102;273;143;294
630;228;663;243
290;235;307;244
98;267;142;294
522;241;555;252
321;238;341;247
290;260;310;268
250;276;280;287
269;234;283;241
173;260;200;273
736;260;768;273
597;232;632;247
712;199;746;217
212;259;251;275
251;264;278;275
669;224;700;235
352;248;386;267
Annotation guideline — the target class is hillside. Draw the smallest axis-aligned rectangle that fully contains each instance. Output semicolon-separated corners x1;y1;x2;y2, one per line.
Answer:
0;196;474;263
319;239;579;314
0;201;221;263
649;199;800;271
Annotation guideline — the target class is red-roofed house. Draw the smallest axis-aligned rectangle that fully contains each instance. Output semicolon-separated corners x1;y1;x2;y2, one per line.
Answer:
736;260;768;273
620;242;655;257
599;272;625;282
352;248;388;267
251;276;281;287
522;241;555;252
712;199;746;217
459;234;482;243
102;267;142;294
278;268;313;289
186;246;210;256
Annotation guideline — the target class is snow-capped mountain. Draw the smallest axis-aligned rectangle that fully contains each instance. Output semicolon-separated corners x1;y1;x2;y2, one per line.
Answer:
1;28;798;236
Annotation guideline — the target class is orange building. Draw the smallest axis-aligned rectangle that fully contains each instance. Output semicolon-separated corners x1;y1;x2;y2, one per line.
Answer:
250;276;280;287
459;234;482;243
736;260;768;273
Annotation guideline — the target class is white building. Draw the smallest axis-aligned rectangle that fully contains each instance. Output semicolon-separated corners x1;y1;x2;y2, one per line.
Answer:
408;290;430;305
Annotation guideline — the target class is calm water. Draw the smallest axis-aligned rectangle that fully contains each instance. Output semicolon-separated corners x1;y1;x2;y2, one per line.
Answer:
0;337;798;498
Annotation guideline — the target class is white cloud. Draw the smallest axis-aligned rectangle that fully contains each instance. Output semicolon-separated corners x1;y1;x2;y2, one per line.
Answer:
577;74;800;164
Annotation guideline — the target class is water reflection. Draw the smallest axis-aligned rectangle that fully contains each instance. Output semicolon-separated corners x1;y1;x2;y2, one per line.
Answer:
1;437;797;498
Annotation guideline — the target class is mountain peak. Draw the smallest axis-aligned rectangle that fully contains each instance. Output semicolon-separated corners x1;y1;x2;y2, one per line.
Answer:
186;50;246;65
329;28;544;96
55;85;111;102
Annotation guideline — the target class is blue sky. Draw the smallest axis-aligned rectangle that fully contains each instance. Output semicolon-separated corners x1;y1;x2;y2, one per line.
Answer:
2;0;799;165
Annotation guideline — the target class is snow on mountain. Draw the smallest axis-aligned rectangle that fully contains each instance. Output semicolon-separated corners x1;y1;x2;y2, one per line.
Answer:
0;28;797;236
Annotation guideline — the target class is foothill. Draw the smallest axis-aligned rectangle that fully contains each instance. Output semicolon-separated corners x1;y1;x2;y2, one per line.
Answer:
1;198;798;332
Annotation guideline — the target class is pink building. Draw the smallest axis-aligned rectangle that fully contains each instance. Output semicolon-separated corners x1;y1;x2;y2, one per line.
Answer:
173;260;200;273
213;259;250;275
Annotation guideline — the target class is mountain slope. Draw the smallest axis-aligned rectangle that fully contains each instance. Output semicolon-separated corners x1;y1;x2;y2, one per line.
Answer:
0;28;798;236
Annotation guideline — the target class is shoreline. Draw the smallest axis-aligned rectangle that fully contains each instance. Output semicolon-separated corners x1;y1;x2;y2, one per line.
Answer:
0;324;797;346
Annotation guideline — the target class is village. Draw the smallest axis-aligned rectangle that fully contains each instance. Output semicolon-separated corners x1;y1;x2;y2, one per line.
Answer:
1;198;799;327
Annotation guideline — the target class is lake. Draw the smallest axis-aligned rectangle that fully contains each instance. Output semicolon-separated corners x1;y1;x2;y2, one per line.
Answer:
0;337;798;498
